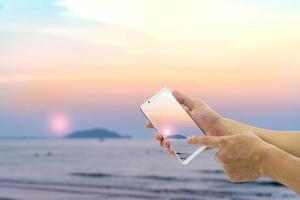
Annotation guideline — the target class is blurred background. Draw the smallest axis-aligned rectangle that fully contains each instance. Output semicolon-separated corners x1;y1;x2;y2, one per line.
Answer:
0;0;300;199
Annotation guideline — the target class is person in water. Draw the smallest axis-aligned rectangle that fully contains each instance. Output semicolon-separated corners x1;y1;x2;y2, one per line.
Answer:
146;90;300;194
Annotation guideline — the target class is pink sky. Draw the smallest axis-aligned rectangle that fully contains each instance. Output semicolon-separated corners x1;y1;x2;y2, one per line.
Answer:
1;0;300;137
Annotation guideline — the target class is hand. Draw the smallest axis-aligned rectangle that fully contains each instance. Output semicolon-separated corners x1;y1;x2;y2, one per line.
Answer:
146;90;225;155
187;131;272;182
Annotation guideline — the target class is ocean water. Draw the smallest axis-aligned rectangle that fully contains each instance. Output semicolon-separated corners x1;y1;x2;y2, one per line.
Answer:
0;139;298;200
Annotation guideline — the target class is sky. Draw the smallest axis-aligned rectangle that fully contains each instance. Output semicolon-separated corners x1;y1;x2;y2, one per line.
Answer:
0;0;300;138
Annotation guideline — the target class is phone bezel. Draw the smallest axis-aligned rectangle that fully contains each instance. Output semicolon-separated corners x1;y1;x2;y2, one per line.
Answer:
140;87;206;165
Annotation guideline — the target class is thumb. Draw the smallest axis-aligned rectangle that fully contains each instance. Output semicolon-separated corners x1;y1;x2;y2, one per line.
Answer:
172;90;195;110
187;135;225;148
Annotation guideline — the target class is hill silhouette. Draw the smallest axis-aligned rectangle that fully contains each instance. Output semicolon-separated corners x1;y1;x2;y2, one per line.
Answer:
66;128;130;139
165;134;186;139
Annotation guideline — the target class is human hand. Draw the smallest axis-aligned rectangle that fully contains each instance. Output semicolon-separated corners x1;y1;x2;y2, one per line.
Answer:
146;89;225;155
187;131;272;182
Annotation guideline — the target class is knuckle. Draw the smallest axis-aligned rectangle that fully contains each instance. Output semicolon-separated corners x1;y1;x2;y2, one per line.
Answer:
200;137;208;143
189;136;196;142
219;138;227;146
218;152;229;162
224;170;238;182
223;166;241;182
223;166;236;182
227;174;238;182
194;137;203;144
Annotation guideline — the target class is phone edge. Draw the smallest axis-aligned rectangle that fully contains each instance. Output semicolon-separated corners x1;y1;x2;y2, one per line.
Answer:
140;87;205;165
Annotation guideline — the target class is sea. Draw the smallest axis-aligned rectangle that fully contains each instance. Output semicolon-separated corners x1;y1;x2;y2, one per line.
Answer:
0;139;298;200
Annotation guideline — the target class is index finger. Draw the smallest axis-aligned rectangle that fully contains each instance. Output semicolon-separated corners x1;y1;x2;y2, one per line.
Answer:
187;135;225;148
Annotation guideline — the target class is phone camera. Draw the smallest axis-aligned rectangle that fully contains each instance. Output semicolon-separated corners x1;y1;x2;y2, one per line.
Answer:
148;101;150;103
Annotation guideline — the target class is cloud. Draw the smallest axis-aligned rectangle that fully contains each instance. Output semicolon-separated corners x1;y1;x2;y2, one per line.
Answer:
44;0;300;72
0;0;105;36
59;0;300;42
2;0;300;74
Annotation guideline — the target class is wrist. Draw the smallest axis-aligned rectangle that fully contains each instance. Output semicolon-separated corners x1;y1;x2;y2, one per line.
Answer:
218;118;237;136
259;144;280;178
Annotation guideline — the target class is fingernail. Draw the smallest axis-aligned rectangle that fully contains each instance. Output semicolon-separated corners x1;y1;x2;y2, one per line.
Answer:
187;136;193;143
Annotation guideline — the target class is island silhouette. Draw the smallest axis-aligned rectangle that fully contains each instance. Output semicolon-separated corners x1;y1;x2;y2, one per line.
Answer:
66;128;130;139
165;134;186;139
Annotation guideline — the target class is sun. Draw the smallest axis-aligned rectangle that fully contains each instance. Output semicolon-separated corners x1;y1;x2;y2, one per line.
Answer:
163;128;171;137
48;112;71;136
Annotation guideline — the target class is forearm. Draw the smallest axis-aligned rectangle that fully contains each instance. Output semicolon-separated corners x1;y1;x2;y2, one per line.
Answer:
221;118;300;157
256;130;300;158
261;145;300;195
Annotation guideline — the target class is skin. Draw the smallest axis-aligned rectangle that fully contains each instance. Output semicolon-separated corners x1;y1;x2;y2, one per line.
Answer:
221;119;300;158
146;90;300;194
187;131;300;194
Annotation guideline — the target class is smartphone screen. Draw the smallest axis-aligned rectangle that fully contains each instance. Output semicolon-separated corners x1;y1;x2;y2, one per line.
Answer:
140;87;206;165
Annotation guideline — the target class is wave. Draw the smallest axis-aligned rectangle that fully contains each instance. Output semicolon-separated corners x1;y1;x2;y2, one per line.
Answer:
70;172;112;178
70;172;204;184
0;175;295;200
148;188;275;199
200;177;285;188
0;183;157;199
70;172;195;182
69;172;286;188
0;198;19;200
197;169;224;174
137;175;197;182
0;179;276;199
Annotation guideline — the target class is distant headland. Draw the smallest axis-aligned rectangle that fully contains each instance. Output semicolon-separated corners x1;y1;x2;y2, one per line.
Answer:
165;134;186;139
65;128;131;139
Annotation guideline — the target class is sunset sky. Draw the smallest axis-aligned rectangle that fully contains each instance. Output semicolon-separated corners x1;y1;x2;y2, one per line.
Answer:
1;0;300;138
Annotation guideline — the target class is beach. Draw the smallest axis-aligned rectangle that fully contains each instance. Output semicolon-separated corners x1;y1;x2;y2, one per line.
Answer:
0;139;298;200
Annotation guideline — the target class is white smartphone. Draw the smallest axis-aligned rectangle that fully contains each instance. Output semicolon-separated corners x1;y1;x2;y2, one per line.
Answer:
140;87;206;165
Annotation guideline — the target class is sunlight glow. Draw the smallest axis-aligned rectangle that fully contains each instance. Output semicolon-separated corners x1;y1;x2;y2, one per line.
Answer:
48;113;71;136
164;128;171;137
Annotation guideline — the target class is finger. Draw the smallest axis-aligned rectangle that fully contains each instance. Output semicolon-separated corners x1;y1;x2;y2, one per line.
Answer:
155;132;164;147
172;90;195;110
155;132;163;141
182;105;192;116
167;148;175;156
204;146;213;151
214;151;222;162
146;121;154;128
160;139;164;147
187;135;224;148
162;140;170;148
